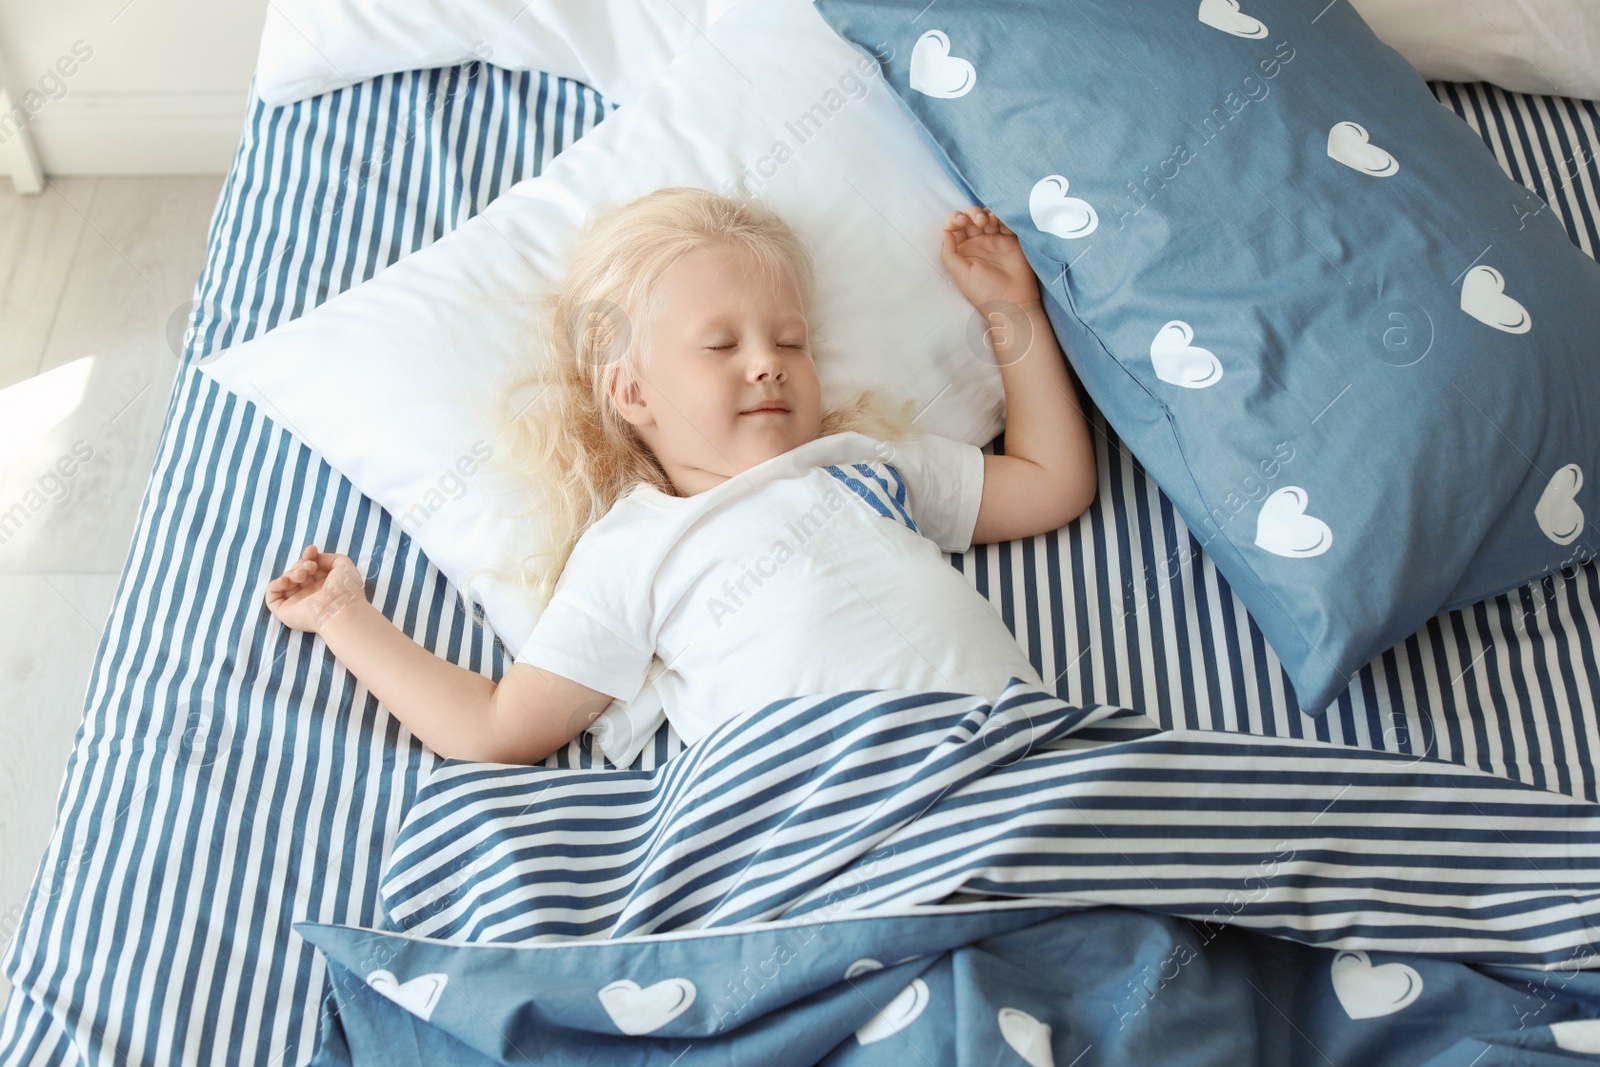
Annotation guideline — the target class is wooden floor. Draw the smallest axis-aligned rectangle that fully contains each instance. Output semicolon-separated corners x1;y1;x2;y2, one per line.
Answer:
0;174;224;1012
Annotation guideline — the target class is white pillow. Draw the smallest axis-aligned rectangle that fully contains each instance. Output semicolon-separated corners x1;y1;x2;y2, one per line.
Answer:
255;1;1600;119
1350;0;1600;100
254;0;738;107
203;0;1005;766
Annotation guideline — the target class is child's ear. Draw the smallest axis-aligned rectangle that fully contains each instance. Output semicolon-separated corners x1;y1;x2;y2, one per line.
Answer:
608;364;653;427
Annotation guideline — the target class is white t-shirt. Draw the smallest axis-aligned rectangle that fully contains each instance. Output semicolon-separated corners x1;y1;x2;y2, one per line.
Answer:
513;430;1046;755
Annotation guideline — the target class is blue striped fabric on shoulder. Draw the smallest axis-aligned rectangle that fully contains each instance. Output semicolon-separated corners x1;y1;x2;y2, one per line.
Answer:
823;461;918;535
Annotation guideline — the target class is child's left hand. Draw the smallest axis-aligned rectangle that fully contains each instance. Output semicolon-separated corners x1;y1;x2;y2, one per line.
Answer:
939;206;1041;311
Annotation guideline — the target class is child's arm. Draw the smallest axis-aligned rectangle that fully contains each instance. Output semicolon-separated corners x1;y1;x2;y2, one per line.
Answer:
940;207;1097;545
264;544;614;764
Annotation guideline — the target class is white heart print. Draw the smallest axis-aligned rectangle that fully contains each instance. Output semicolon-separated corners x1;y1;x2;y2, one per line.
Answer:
365;969;448;1022
1551;1020;1600;1053
909;30;976;98
845;958;883;978
998;1007;1055;1067
1460;265;1532;333
1326;122;1399;177
847;958;931;1045
598;977;697;1035
1255;486;1333;558
1330;950;1423;1019
1029;175;1098;240
1150;320;1224;388
1197;0;1269;38
1536;463;1585;545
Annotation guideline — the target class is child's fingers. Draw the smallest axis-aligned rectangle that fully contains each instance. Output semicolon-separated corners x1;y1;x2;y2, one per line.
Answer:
271;556;321;590
969;207;1008;235
270;546;315;586
946;207;1017;244
954;208;994;232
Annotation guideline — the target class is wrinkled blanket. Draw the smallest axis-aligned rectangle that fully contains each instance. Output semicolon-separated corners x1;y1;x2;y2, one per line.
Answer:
299;680;1600;1064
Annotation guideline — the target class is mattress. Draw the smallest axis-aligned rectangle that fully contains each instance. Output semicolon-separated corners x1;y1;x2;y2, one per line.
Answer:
1;59;1597;1064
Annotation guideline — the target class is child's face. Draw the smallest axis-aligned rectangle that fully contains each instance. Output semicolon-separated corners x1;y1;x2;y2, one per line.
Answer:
614;242;824;494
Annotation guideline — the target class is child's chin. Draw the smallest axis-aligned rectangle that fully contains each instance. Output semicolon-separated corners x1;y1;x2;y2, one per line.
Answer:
739;432;812;463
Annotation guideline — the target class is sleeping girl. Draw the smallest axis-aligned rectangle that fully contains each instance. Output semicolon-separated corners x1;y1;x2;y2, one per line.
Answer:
262;187;1096;765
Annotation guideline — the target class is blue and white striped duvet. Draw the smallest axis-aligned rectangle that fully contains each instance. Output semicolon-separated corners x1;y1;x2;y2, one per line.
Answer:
1;59;1599;1065
380;681;1600;959
302;679;1600;1063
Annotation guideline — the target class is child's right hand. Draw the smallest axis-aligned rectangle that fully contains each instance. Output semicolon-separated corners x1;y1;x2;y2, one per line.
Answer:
264;544;368;635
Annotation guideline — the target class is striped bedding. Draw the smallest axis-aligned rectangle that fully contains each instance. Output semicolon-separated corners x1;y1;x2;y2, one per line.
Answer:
308;682;1600;1062
0;57;1597;1064
380;682;1600;963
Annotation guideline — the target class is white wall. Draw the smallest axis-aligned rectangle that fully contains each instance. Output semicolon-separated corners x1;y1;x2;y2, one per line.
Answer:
0;0;267;175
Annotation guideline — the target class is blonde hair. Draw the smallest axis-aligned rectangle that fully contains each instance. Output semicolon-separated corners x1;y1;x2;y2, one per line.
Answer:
463;186;924;617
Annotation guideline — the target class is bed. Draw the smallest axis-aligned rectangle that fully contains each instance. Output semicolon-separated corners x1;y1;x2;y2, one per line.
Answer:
2;32;1600;1067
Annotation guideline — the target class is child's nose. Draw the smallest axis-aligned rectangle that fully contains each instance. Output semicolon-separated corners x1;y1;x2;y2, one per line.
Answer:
748;348;786;380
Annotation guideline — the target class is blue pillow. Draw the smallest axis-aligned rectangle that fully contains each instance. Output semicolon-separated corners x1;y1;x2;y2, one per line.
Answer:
813;0;1600;713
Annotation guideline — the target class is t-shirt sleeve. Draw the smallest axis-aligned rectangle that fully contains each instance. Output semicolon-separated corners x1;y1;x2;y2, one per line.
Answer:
512;514;656;706
880;431;986;555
